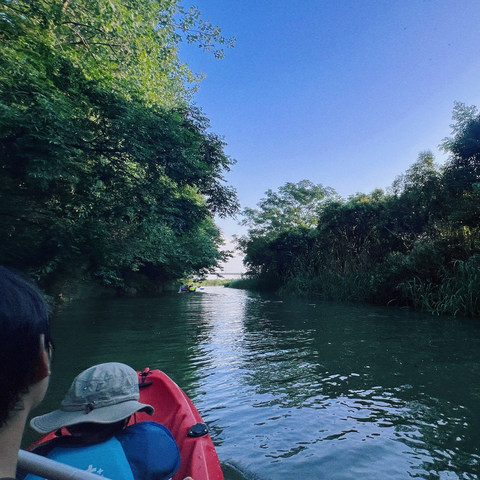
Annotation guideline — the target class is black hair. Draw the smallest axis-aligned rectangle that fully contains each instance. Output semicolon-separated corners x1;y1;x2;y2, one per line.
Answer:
0;266;52;426
66;420;128;444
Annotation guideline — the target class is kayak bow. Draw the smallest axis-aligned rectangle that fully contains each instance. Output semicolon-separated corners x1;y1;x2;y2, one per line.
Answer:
134;369;223;480
28;369;224;480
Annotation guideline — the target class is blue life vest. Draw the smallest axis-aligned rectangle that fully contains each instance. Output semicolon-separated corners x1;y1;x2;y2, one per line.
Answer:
24;422;180;480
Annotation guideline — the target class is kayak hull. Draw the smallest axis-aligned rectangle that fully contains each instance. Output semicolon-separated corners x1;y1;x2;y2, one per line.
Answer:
133;369;223;480
29;369;224;480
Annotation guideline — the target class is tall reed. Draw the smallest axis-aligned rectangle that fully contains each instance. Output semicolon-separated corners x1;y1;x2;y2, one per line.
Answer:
399;255;480;316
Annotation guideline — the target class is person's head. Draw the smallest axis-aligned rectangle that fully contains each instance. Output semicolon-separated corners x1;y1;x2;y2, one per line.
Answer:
30;362;154;438
0;266;52;427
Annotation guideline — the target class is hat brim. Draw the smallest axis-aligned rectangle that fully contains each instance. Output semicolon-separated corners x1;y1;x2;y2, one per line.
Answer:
30;400;154;434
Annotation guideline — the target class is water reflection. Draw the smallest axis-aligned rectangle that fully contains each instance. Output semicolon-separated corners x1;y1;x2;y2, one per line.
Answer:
229;294;480;479
28;287;480;479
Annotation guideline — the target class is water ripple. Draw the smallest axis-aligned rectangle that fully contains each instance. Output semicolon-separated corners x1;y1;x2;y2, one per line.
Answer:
43;287;480;480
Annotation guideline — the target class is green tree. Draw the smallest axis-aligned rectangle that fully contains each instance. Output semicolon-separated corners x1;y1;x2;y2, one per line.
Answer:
318;191;390;265
0;0;234;105
0;0;238;292
241;180;337;236
388;152;443;243
236;105;480;315
441;102;480;227
239;180;337;278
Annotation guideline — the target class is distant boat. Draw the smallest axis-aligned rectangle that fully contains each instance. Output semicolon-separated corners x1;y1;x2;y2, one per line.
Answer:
178;285;205;293
178;285;195;293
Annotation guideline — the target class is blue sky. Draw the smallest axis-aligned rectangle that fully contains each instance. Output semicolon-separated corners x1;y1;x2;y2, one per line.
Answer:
180;0;480;242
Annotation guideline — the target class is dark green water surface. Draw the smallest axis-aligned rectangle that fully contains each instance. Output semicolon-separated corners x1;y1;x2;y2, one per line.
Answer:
26;287;480;479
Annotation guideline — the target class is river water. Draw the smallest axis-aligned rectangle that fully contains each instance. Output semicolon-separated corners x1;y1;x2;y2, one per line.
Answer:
26;286;480;479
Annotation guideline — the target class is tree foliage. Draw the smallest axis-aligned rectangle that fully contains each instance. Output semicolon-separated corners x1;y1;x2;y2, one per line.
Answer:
441;102;480;227
0;0;238;292
241;180;337;235
239;180;337;279
1;0;234;104
239;105;480;316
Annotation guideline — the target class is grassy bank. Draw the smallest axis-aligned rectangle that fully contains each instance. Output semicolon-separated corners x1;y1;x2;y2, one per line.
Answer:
226;276;279;291
242;255;480;317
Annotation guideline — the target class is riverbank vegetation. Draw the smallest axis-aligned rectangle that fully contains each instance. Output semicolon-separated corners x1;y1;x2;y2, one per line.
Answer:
238;103;480;316
226;277;273;290
201;278;234;286
177;278;230;287
0;0;238;296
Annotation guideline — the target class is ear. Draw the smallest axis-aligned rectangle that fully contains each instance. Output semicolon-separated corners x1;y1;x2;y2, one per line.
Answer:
33;334;51;382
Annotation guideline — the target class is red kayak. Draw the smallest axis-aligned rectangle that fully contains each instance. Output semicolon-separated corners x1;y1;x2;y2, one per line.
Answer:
29;368;224;480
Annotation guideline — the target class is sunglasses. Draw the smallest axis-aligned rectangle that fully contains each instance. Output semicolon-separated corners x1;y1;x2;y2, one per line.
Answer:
44;334;55;361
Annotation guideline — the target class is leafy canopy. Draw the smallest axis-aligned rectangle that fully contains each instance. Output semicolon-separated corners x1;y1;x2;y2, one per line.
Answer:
0;0;238;289
241;180;338;237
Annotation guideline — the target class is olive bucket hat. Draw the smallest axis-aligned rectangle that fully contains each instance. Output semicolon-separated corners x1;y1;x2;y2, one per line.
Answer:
30;362;154;434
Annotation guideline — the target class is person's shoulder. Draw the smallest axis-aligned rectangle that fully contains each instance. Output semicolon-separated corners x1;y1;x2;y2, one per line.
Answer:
31;435;85;454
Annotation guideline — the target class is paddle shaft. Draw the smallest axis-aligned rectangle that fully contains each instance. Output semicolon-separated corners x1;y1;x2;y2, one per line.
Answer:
18;450;111;480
